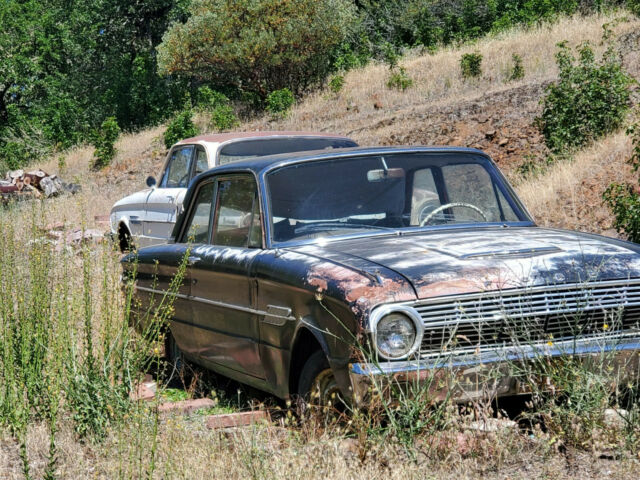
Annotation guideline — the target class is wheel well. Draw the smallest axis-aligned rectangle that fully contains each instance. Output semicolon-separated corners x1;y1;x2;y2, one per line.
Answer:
117;223;132;252
289;328;323;396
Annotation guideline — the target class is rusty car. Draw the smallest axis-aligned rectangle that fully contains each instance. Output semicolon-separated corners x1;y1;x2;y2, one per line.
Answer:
123;146;640;404
110;131;357;252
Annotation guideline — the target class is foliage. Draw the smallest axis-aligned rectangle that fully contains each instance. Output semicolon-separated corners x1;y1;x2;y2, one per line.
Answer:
603;121;640;242
628;0;640;16
266;88;295;117
354;0;590;59
509;53;525;81
158;0;356;100
539;41;633;153
197;87;239;131
92;117;121;170
164;108;199;149
386;67;413;91
0;0;191;170
329;75;345;94
197;86;230;111
460;52;483;79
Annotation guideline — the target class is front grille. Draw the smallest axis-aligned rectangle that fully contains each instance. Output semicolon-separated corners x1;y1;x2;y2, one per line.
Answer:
414;280;640;358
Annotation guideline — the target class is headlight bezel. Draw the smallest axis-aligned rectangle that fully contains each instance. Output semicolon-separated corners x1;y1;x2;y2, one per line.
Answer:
369;305;424;361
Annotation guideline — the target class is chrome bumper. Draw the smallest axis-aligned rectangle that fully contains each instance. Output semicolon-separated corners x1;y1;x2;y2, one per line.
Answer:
349;337;640;404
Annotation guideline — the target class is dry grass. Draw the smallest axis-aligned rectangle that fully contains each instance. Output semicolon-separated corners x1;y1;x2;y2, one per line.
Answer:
245;12;640;142
2;415;639;480
515;132;634;235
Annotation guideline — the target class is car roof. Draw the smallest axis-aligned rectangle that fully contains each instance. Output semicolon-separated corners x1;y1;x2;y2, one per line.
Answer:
196;145;490;177
176;131;354;146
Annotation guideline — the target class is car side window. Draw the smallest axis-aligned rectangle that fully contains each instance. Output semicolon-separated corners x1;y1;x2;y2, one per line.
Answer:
194;146;208;177
162;146;194;188
183;182;215;243
212;176;262;248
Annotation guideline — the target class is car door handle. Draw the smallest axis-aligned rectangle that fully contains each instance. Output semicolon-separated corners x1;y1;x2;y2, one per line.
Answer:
166;196;175;203
187;256;201;265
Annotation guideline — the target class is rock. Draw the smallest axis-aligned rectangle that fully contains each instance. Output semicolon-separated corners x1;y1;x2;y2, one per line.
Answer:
130;376;157;402
466;418;517;433
40;176;64;197
205;410;270;429
603;408;629;430
373;101;384;110
339;438;360;458
63;182;82;195
65;228;105;245
158;398;215;415
485;130;496;139
498;138;509;147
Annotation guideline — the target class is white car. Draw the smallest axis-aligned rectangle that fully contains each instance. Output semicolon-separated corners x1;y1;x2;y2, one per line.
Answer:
110;131;358;251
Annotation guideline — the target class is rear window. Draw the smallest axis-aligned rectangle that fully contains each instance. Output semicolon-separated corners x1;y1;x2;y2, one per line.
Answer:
218;137;357;165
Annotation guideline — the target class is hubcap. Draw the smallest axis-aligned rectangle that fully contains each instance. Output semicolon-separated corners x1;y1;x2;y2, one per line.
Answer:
311;368;343;406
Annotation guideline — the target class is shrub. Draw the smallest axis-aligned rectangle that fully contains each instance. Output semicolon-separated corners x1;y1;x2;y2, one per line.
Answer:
197;86;230;111
164;109;199;149
539;41;633;153
329;75;345;94
509;53;525;81
386;66;413;91
211;104;239;131
603;121;640;242
460;52;483;79
266;88;295;117
92;117;120;170
197;86;239;131
628;0;640;16
158;0;356;99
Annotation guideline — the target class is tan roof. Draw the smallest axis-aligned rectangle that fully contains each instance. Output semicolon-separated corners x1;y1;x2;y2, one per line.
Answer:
176;131;351;145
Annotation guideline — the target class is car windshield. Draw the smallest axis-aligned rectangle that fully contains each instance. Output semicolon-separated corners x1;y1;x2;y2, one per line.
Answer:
267;153;530;244
218;137;357;165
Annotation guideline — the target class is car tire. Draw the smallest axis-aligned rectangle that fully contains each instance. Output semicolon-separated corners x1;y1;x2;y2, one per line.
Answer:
297;350;344;406
118;226;133;253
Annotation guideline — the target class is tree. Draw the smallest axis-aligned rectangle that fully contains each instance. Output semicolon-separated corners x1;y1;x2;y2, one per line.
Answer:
157;0;356;99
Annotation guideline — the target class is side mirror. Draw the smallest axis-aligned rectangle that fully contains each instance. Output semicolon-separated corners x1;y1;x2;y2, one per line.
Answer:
146;176;157;188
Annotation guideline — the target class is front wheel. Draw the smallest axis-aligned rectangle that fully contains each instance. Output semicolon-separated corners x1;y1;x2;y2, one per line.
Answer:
297;350;345;406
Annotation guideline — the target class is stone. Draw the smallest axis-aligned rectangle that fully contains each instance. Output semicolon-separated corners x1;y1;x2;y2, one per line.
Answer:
205;410;270;429
158;398;215;415
603;408;629;430
466;418;517;433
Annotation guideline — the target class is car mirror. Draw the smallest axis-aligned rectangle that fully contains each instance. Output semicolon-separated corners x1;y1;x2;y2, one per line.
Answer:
367;168;405;182
146;176;157;188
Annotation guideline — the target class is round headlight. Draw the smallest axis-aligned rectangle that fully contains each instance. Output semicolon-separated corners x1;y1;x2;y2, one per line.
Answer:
376;313;417;359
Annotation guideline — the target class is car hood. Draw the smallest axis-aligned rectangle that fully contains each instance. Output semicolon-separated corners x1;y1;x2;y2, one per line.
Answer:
111;188;152;210
291;227;640;300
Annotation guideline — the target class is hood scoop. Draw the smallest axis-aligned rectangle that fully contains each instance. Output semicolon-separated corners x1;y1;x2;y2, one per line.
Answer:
430;238;563;260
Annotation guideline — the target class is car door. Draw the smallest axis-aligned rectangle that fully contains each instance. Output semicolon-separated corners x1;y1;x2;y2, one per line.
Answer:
189;174;265;379
143;145;195;247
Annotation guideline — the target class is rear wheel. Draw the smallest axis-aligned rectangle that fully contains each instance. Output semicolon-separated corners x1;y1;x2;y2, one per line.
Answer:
298;350;344;406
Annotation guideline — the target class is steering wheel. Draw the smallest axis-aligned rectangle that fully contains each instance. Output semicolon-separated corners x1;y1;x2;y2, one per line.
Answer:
177;173;189;187
419;202;488;226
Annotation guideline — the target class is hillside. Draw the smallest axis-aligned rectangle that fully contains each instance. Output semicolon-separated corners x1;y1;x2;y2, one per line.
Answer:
37;13;640;240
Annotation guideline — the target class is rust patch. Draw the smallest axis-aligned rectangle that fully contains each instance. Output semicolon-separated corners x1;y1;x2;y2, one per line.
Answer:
306;262;415;316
